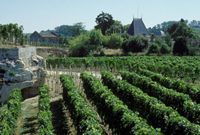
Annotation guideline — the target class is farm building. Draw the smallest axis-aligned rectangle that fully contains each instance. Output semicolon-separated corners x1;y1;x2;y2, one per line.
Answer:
128;18;149;36
30;31;60;45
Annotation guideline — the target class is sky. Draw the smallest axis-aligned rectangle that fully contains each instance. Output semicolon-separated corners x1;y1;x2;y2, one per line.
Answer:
0;0;199;33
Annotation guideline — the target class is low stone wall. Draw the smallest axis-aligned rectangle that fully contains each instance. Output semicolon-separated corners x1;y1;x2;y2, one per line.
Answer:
0;47;38;67
19;47;37;67
0;48;19;60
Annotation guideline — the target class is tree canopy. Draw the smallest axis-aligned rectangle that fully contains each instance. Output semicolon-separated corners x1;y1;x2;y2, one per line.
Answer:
95;12;114;35
122;36;149;53
105;20;123;35
167;19;195;40
148;21;177;35
69;30;103;56
54;23;86;37
0;23;24;45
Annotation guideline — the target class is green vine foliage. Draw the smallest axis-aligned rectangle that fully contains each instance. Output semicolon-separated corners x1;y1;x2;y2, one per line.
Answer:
120;71;200;124
0;89;22;135
47;56;200;83
38;85;54;135
137;68;200;103
80;72;161;135
101;71;200;135
60;75;105;135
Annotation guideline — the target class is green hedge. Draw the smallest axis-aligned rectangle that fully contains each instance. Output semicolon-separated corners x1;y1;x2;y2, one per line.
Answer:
81;72;161;135
60;75;105;135
101;71;200;135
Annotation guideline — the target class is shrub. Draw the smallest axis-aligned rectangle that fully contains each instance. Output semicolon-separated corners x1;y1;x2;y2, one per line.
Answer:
148;38;171;55
121;33;130;40
164;34;173;47
187;43;200;56
105;34;123;49
122;36;148;53
69;30;104;56
160;43;171;54
70;44;91;57
69;32;90;48
147;43;160;54
89;29;103;45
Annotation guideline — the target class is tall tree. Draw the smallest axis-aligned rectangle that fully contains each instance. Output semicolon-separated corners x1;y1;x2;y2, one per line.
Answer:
173;37;189;55
72;22;86;36
0;23;23;45
54;23;86;37
95;12;114;35
167;19;195;40
148;21;177;35
167;19;196;55
14;24;24;44
106;20;123;35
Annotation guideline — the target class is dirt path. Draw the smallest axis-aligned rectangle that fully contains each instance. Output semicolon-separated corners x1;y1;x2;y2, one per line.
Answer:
15;96;39;135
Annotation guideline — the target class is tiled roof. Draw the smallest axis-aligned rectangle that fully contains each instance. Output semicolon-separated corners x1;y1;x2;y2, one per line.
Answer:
128;18;149;36
40;31;58;38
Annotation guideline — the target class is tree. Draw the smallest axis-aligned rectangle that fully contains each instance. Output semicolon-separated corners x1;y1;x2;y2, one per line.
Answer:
72;22;86;36
160;21;178;32
123;24;131;33
89;29;103;45
147;44;160;54
122;36;149;53
69;30;104;56
95;12;114;35
59;37;69;46
69;33;90;57
54;23;86;37
189;20;200;31
160;44;171;54
1;25;9;42
173;37;189;55
147;37;171;55
167;19;198;55
164;34;173;47
148;21;177;35
14;25;23;44
106;20;123;35
167;19;195;40
105;34;123;49
0;23;24;45
148;26;162;36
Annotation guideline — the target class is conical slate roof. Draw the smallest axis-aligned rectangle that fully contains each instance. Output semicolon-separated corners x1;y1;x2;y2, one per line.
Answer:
127;18;148;36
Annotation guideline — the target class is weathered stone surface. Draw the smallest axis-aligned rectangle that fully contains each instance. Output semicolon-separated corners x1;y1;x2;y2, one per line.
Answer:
0;47;46;103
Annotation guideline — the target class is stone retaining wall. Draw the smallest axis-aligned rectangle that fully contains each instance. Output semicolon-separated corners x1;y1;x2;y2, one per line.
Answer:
0;47;46;103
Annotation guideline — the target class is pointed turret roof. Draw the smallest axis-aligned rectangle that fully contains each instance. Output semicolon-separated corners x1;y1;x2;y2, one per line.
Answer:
127;18;148;36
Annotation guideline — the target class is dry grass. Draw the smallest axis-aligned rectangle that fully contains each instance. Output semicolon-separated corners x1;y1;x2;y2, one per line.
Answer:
103;49;123;55
0;44;20;48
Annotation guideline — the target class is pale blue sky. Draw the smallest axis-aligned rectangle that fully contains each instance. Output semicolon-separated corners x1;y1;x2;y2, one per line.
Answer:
0;0;199;33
